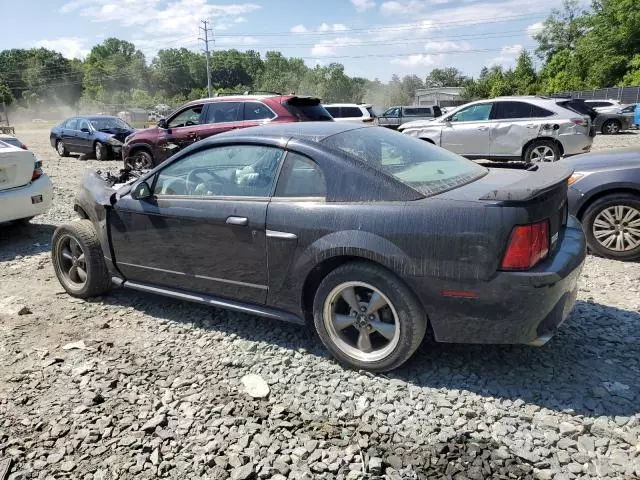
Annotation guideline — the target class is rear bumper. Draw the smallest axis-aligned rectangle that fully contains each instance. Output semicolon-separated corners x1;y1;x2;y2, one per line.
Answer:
559;132;593;156
0;175;53;222
408;216;586;344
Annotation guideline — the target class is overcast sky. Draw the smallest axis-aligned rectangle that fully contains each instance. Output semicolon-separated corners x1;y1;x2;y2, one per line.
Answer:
2;0;567;81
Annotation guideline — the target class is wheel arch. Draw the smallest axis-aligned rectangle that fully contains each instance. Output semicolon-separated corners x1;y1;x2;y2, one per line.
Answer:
576;187;640;220
522;136;564;159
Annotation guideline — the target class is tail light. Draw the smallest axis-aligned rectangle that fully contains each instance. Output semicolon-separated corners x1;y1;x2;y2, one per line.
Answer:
20;143;28;150
32;160;43;181
571;117;588;127
501;220;550;270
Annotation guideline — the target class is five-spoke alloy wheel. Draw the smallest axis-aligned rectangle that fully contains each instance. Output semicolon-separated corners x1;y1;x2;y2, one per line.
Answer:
313;262;427;372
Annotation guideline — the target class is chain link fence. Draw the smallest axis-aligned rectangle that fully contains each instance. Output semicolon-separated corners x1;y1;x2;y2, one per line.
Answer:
552;86;640;104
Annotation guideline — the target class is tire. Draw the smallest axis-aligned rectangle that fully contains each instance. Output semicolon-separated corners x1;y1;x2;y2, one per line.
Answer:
51;220;112;298
312;261;427;372
582;193;640;261
56;140;69;157
523;139;561;163
601;119;621;135
125;149;154;170
94;142;109;161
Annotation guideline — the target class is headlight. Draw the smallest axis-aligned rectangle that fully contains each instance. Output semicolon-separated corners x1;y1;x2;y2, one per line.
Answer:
107;137;123;146
568;172;591;186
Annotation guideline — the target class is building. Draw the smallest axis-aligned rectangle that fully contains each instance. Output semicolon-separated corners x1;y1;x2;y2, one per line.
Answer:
117;108;148;124
414;87;465;108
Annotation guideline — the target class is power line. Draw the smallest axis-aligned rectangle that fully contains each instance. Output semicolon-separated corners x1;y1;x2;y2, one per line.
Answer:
199;20;214;98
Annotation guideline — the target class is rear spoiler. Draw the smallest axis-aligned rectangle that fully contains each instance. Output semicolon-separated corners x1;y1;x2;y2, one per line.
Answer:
480;163;573;202
282;96;322;106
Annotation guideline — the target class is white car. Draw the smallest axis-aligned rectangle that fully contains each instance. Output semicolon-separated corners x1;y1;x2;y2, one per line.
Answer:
323;104;376;123
0;133;27;150
0;140;53;224
583;99;622;113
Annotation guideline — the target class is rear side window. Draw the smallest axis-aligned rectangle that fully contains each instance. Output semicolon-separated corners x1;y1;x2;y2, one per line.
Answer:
275;152;326;198
1;137;21;148
283;98;333;121
404;108;432;116
493;101;554;119
244;102;275;121
586;101;613;108
205;102;242;124
341;107;363;118
325;106;341;117
66;118;79;130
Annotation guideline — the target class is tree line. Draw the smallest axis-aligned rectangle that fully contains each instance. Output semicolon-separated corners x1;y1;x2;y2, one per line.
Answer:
0;0;637;115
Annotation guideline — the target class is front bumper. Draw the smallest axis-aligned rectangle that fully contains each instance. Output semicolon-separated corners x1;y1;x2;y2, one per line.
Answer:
0;175;53;223
408;216;586;345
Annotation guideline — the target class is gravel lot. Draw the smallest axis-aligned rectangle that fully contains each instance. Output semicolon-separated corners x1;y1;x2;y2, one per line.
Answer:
1;129;639;480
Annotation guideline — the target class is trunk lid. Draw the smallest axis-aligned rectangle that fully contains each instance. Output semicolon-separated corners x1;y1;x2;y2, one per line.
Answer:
0;143;36;191
437;163;572;256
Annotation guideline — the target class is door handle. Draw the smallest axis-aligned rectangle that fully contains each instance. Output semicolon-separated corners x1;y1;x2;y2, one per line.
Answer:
525;124;538;129
226;216;248;226
476;126;489;131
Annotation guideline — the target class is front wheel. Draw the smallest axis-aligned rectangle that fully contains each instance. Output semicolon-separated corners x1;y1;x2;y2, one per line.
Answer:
583;194;640;261
56;140;69;157
523;140;560;163
95;142;109;161
601;119;621;135
125;150;154;170
51;220;112;297
313;262;427;372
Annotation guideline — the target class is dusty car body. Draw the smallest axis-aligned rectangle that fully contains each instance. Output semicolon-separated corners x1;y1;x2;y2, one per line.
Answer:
52;123;585;372
50;116;135;160
400;97;593;162
377;105;442;129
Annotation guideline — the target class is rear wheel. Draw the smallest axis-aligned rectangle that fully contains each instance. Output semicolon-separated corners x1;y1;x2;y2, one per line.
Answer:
56;140;69;157
601;119;621;135
523;140;560;163
583;193;640;261
125;149;154;170
94;142;109;161
313;262;427;372
51;220;112;298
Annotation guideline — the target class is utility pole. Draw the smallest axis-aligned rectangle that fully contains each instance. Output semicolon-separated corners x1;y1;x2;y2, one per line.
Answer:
199;20;213;97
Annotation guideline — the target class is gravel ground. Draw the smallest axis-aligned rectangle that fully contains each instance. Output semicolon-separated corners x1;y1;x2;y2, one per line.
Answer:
0;129;639;480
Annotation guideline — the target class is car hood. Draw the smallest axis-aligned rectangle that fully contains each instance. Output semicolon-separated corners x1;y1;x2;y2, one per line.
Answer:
562;147;640;172
96;128;136;143
399;119;439;130
124;126;157;142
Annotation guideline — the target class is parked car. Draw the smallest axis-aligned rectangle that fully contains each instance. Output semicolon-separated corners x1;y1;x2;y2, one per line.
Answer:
0;140;52;224
377;105;442;129
51;123;585;372
583;99;622;113
122;94;333;170
324;104;376;123
50;116;135;160
616;103;638;128
563;148;640;261
562;99;632;135
0;133;27;150
400;96;594;162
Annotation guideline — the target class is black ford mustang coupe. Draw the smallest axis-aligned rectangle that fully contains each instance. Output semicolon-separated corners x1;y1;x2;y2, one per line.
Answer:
51;123;586;371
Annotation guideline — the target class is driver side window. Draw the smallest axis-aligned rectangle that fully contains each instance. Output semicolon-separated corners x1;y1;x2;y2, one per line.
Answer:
168;105;203;128
449;103;493;122
384;107;400;117
153;145;284;198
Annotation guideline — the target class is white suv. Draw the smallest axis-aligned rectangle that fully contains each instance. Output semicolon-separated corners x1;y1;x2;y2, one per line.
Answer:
324;104;376;123
400;96;594;162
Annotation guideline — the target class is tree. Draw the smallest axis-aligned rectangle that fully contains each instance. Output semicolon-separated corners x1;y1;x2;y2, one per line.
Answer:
513;51;537;94
0;82;13;105
533;0;588;62
425;67;468;87
151;48;205;98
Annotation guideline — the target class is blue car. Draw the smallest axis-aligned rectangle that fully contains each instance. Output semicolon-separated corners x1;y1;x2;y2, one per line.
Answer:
50;116;135;160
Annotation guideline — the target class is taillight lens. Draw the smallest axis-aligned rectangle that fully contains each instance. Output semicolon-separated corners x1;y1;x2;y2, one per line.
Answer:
501;220;550;270
571;117;588;127
32;160;42;181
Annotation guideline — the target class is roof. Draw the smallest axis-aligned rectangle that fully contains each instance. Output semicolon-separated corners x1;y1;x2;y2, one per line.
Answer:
183;94;285;108
324;103;373;108
213;121;365;143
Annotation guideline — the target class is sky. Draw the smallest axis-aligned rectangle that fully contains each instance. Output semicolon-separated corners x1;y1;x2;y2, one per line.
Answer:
1;0;567;81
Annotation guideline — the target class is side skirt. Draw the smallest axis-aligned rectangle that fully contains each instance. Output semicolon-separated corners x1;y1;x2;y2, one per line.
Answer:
122;280;305;325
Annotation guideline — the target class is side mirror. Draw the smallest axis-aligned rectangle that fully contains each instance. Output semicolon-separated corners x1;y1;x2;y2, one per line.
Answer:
131;181;152;200
157;118;168;129
81;127;90;133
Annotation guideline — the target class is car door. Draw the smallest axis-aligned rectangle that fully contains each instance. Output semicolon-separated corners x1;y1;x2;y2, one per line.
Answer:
243;101;276;127
161;104;207;157
76;118;94;154
440;103;493;156
378;107;400;127
62;117;79;150
201;101;245;135
109;143;285;304
490;101;555;157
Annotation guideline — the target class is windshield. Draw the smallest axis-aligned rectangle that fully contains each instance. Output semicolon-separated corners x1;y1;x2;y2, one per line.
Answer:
321;126;487;196
89;117;132;131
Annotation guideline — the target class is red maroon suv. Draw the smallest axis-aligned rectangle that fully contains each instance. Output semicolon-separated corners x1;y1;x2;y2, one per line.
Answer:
122;94;333;169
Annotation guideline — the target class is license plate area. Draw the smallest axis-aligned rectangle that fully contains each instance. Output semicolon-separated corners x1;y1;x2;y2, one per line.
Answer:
31;195;43;204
